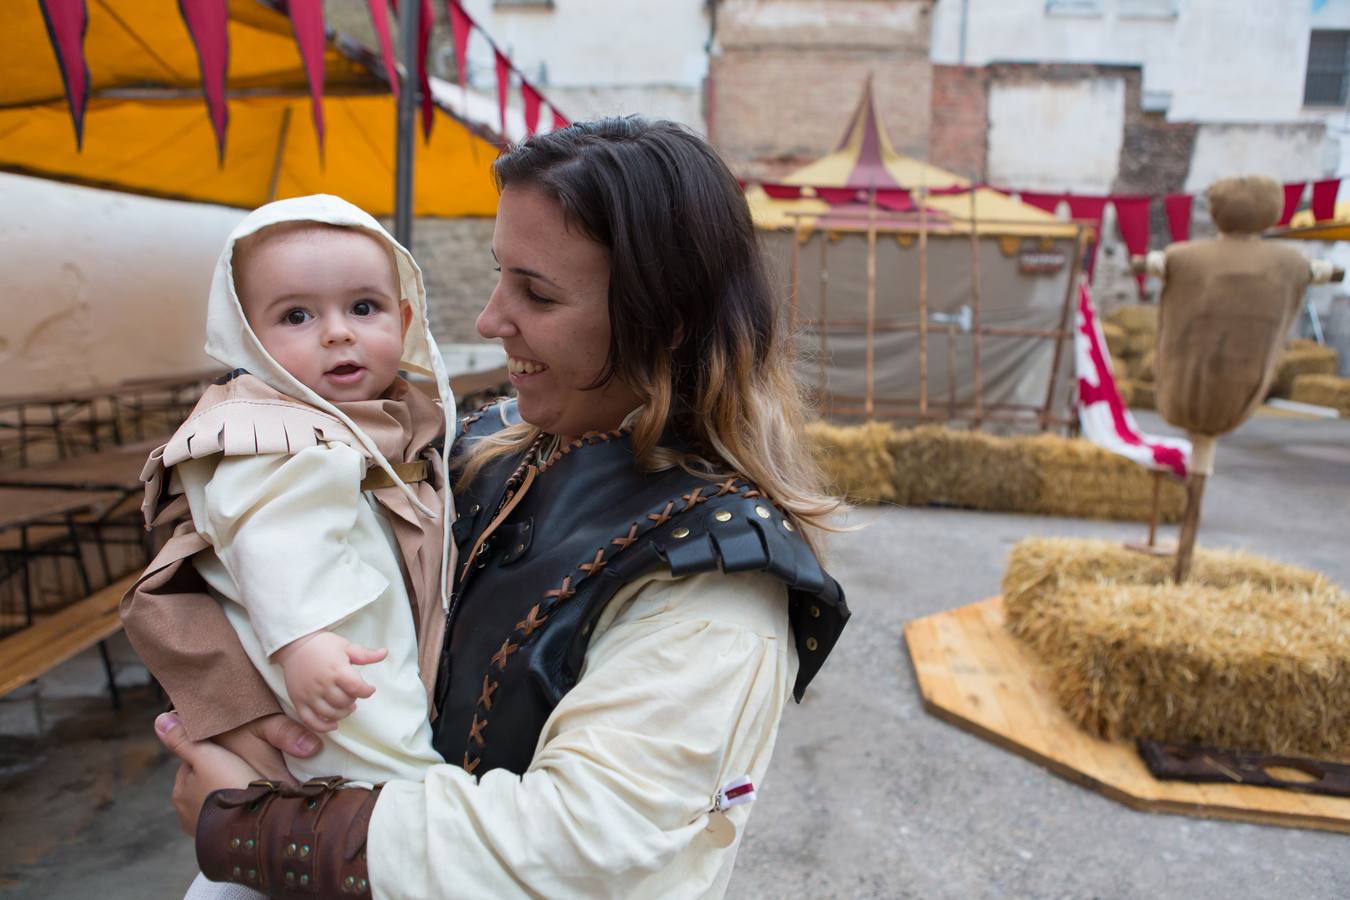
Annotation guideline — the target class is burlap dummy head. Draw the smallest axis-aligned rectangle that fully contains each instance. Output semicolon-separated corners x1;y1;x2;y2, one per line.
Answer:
1154;177;1312;436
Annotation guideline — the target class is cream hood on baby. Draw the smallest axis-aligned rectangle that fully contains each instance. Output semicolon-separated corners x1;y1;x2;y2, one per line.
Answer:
205;193;456;602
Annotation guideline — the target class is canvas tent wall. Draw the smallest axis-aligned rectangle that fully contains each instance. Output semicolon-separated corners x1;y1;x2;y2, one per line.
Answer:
748;81;1085;429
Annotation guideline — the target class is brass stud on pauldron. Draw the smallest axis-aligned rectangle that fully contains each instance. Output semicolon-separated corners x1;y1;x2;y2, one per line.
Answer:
672;526;690;539
714;510;732;523
783;520;796;532
285;842;297;856
755;505;771;519
806;637;819;651
229;837;240;850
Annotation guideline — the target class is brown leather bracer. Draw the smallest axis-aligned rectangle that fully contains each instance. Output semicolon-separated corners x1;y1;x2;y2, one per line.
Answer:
197;777;380;897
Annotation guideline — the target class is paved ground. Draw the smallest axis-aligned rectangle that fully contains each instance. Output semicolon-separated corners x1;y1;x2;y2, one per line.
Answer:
2;410;1348;899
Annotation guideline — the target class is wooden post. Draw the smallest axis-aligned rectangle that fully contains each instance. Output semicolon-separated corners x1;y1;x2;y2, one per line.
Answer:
1146;470;1162;547
947;324;958;420
1041;227;1086;432
918;179;929;418
1174;474;1206;583
865;190;878;419
969;182;984;428
788;224;801;346
819;236;831;414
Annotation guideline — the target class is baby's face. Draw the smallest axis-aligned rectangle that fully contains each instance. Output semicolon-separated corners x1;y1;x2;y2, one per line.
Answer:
235;227;411;403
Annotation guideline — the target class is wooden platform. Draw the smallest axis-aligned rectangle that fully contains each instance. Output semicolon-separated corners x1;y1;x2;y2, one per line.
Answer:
904;597;1350;834
0;572;137;697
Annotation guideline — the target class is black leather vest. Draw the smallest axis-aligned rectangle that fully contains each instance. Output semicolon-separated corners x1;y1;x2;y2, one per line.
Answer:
431;400;849;776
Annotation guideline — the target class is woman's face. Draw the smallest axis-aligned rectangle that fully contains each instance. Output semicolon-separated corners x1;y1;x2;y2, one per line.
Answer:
478;184;642;440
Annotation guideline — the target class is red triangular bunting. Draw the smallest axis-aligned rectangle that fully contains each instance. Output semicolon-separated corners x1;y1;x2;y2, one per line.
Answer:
448;0;471;90
521;81;542;137
875;188;914;212
1312;178;1340;222
1112;196;1151;295
495;49;511;141
552;107;569;131
1020;192;1063;214
366;0;398;97
178;0;231;163
418;0;434;140
287;0;327;155
1163;194;1192;242
38;0;90;150
1280;182;1305;226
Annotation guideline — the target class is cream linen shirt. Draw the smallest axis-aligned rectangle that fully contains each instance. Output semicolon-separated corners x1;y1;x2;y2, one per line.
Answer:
176;443;443;784
367;567;798;900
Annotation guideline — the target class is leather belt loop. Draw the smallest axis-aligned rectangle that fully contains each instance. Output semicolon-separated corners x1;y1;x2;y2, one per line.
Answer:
359;459;428;492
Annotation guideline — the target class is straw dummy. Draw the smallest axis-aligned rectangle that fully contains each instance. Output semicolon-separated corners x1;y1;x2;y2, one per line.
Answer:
1142;176;1339;580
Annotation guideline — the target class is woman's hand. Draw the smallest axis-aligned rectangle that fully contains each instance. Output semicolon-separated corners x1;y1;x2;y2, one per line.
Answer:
154;712;320;835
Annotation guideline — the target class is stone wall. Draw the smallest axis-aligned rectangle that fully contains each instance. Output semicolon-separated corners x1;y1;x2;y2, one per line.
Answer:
397;217;498;343
928;65;987;180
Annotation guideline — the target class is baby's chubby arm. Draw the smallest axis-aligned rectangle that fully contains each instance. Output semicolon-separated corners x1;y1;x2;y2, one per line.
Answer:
272;631;389;733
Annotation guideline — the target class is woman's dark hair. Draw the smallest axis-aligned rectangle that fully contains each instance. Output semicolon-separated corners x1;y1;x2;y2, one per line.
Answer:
469;117;836;541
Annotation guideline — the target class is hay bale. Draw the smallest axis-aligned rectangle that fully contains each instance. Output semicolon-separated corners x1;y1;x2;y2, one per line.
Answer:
1290;373;1350;416
1105;303;1158;336
1023;434;1183;522
1288;338;1323;352
1135;350;1155;382
1124;330;1155;357
1101;322;1129;360
1271;345;1339;398
1129;380;1156;410
890;426;1040;510
1115;378;1136;407
805;420;897;502
1002;538;1350;757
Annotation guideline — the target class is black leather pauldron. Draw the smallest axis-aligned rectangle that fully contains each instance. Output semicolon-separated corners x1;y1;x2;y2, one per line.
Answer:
433;399;849;776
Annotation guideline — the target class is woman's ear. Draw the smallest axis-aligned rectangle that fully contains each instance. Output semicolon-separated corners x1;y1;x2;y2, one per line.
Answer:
400;299;414;337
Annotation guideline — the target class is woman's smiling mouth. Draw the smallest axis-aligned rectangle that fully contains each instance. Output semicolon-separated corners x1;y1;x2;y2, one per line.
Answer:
508;356;548;376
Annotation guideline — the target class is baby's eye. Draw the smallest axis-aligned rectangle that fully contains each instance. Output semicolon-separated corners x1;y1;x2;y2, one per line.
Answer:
283;308;311;325
352;300;376;316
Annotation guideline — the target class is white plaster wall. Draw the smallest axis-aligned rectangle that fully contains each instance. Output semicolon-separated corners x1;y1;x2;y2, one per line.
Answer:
931;0;1312;122
986;77;1126;192
1183;123;1334;192
0;174;244;400
457;0;709;129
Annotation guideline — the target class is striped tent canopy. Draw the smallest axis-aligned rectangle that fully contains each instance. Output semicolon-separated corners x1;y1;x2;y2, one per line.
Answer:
0;0;501;216
747;79;1073;238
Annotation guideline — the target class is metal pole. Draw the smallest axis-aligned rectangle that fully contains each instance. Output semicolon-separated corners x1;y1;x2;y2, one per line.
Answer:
394;0;420;247
865;190;878;419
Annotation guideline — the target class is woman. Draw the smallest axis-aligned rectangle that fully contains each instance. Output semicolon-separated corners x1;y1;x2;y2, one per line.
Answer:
144;117;848;898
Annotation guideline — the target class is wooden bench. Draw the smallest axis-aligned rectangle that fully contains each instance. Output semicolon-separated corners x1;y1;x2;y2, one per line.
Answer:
0;572;138;702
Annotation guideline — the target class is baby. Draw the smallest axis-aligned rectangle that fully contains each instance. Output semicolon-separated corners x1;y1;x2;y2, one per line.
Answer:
122;195;456;898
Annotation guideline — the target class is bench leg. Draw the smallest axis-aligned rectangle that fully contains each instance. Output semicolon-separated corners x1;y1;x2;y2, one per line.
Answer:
97;639;121;710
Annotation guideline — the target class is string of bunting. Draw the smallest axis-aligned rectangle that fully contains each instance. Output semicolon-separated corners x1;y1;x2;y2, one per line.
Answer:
745;177;1345;293
36;0;569;161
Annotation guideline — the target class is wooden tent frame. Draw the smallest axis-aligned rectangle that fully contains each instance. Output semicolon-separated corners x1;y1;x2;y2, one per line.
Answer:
786;187;1091;432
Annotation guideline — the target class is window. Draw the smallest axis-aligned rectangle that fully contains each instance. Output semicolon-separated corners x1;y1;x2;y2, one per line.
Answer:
1046;0;1103;15
1305;30;1350;106
1119;0;1177;18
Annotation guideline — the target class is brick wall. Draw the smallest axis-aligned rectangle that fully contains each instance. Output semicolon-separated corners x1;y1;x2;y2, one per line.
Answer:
709;0;936;177
928;65;988;180
389;217;498;343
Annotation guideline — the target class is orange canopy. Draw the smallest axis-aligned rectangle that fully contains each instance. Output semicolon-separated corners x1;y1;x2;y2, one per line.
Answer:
1;1;501;216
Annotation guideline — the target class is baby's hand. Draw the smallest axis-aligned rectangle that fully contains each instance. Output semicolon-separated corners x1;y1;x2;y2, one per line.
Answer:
272;631;388;733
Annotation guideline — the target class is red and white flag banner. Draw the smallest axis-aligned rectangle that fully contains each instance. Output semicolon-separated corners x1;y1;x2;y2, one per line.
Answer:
1075;281;1189;478
1280;182;1306;226
1311;178;1340;222
494;49;510;142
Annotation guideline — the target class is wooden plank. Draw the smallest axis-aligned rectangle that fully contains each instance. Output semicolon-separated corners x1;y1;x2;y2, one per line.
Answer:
0;573;136;697
905;597;1350;835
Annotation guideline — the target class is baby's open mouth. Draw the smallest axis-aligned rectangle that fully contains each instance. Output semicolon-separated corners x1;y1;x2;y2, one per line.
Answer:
325;363;365;382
